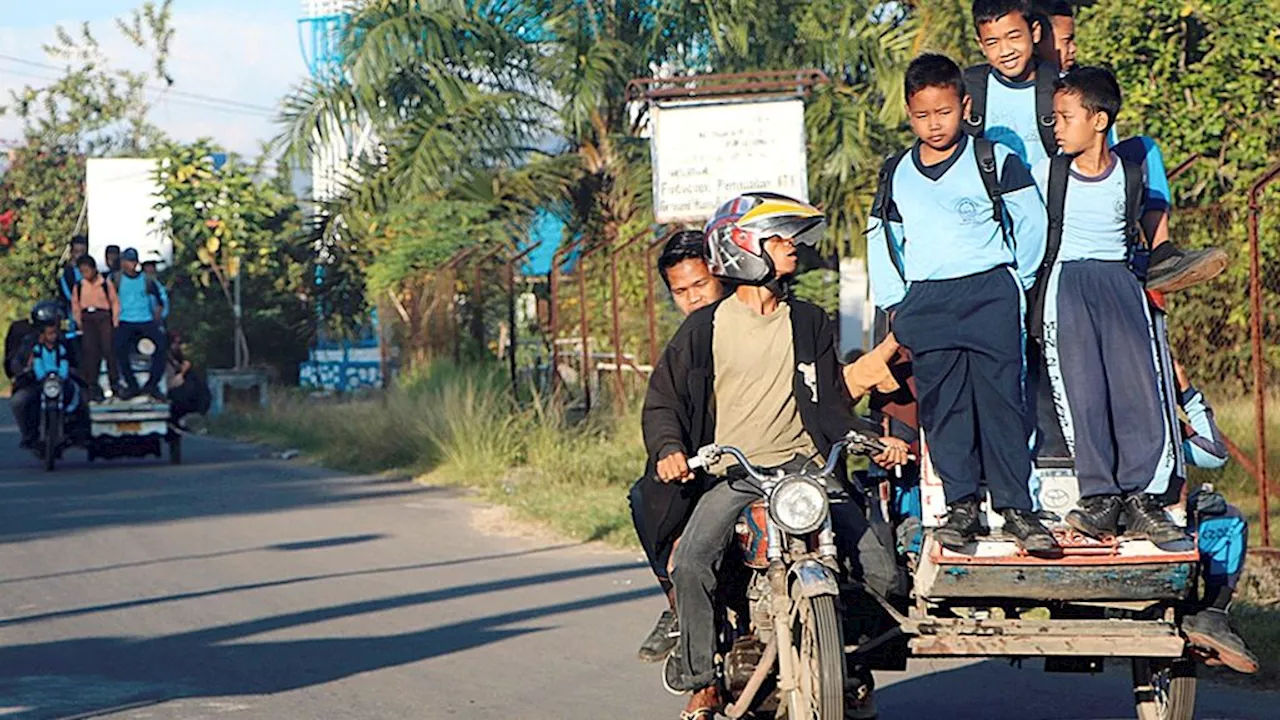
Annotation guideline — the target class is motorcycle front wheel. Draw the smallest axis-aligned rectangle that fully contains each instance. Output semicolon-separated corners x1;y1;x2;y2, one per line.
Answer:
787;594;845;720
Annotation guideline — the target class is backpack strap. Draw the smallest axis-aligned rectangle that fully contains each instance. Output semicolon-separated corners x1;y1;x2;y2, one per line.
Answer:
1119;157;1146;251
1028;153;1074;339
1034;59;1059;159
872;150;910;281
972;137;1007;227
962;65;989;137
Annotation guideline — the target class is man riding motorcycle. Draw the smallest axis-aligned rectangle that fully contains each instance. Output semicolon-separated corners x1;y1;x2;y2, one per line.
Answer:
643;193;904;719
8;301;84;451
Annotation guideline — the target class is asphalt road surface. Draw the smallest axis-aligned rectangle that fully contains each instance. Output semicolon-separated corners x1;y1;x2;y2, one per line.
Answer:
1;427;1276;719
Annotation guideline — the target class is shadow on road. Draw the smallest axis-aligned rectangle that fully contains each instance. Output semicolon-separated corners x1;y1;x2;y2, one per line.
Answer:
876;657;1276;719
0;576;658;719
0;428;429;544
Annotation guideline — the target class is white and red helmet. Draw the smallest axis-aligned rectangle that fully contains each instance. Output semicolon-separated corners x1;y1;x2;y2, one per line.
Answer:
703;192;825;285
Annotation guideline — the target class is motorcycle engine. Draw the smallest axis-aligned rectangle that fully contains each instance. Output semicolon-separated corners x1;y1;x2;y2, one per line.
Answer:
746;572;773;644
723;635;766;699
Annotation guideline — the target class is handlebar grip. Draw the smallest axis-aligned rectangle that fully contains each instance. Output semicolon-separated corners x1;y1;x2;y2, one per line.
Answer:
686;455;708;471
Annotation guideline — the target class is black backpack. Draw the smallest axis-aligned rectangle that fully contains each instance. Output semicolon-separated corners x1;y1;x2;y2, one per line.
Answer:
962;60;1059;163
870;137;1009;282
1026;153;1146;339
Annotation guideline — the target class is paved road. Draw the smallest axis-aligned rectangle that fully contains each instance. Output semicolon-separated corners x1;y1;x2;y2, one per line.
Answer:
0;428;1275;719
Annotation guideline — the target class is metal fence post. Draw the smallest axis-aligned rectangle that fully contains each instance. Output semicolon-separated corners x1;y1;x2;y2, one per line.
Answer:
1247;161;1280;546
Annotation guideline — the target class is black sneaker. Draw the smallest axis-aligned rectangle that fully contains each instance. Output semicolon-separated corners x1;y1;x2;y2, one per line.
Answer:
1145;245;1228;293
1001;509;1060;555
1123;493;1188;549
934;498;984;550
1065;495;1122;539
637;609;679;663
1184;608;1259;674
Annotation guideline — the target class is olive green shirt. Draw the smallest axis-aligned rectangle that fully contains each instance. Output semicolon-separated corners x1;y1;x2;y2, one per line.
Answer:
711;295;817;473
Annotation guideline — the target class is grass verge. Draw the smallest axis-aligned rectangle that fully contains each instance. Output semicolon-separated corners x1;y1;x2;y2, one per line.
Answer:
210;361;645;549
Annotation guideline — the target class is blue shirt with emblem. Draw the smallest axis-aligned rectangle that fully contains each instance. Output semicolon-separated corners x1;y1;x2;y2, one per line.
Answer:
117;273;156;324
866;134;1048;310
1030;151;1150;263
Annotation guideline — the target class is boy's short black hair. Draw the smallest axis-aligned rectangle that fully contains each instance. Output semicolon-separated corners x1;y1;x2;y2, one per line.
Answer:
105;244;120;254
69;234;88;249
74;254;96;270
972;0;1037;31
1056;66;1122;131
1032;0;1074;19
657;230;708;287
905;53;966;103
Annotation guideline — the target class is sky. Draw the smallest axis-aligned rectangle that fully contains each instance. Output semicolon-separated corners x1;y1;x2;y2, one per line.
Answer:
0;0;311;156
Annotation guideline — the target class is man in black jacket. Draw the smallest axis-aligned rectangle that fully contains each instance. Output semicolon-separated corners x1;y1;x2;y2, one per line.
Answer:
631;230;725;664
646;193;903;720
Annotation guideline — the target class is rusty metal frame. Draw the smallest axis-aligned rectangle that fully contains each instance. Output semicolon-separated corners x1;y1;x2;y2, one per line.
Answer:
502;242;541;393
627;69;830;103
549;236;589;396
577;241;611;414
645;227;683;365
906;618;1185;658
1247;161;1280;547
608;230;649;406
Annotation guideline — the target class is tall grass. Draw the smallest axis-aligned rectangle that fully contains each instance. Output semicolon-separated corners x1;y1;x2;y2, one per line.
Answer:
212;361;647;546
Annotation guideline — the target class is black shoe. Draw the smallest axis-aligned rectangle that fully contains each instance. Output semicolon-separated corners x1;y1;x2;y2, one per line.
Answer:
1184;608;1259;674
637;609;679;663
934;498;984;550
1123;493;1188;549
1065;495;1122;539
1145;245;1228;293
1001;509;1061;555
147;389;167;403
116;387;138;401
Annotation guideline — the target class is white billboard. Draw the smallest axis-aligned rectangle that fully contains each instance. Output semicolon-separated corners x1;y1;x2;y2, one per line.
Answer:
86;158;173;269
650;97;809;224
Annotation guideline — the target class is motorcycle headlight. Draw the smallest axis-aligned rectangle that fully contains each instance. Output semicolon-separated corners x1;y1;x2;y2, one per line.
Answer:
42;376;62;399
136;337;157;356
769;476;829;535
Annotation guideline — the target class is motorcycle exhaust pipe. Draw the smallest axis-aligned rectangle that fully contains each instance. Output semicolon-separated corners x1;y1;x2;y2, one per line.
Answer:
725;638;778;719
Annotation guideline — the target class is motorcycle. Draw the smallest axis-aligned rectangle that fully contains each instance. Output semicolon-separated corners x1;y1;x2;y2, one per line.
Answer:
37;371;82;471
676;429;897;720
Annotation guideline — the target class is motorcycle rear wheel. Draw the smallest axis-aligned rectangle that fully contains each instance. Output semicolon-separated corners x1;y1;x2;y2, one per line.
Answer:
787;594;845;720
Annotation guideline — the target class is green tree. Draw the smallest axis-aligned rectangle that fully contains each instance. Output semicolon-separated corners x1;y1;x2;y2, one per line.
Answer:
153;140;310;374
0;1;174;316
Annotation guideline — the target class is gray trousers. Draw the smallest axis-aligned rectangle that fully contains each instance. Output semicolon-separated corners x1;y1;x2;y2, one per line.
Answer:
670;460;895;689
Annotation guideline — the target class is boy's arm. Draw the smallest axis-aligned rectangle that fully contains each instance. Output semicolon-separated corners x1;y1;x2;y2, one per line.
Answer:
108;281;120;326
997;148;1047;290
58;270;73;302
158;284;170;320
1181;385;1229;469
866;201;907;311
71;285;83;328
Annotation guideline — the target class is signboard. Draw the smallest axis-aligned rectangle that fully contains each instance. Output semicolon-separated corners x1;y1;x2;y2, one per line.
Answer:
650;97;809;224
86;158;173;270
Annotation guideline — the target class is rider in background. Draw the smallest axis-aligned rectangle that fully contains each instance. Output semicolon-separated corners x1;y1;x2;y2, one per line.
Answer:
645;193;904;720
71;254;120;402
112;247;168;402
631;230;725;664
141;257;171;330
102;245;122;282
8;302;79;450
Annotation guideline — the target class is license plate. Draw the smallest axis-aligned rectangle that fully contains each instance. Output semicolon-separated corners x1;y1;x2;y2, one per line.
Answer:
116;421;142;433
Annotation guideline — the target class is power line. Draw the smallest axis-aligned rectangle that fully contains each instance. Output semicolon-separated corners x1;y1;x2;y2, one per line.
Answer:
0;66;276;118
0;53;279;115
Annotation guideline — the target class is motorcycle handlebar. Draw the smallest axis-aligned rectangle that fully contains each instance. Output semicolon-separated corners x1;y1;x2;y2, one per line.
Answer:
685;429;916;479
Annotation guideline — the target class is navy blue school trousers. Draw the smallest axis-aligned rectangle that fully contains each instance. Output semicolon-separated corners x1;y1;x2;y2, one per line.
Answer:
892;265;1033;512
1041;259;1168;498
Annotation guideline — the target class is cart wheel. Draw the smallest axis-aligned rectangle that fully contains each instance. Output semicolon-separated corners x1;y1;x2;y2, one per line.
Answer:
169;435;183;465
1133;657;1196;720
